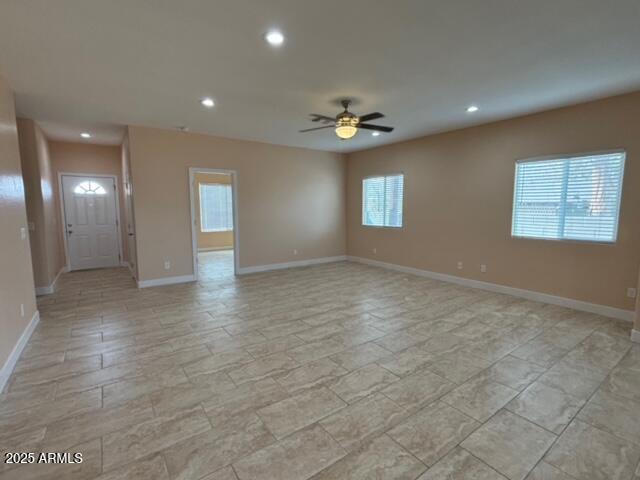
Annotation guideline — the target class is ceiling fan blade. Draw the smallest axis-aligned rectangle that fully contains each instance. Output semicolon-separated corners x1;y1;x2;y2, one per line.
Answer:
358;123;394;132
309;114;336;124
358;112;384;122
299;125;335;133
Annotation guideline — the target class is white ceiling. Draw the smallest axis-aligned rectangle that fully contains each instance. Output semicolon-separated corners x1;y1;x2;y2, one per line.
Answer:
1;0;639;152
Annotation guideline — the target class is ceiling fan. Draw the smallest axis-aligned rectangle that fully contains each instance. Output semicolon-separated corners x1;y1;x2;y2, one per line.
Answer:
300;100;394;139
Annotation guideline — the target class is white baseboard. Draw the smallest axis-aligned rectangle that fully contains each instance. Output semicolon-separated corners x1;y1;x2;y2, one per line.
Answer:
238;255;348;275
120;261;130;268
35;266;65;296
631;329;640;343
348;256;634;322
137;274;196;288
198;247;233;252
0;310;39;393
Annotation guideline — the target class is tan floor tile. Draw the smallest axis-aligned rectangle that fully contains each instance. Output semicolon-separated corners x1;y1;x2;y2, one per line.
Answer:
163;413;274;480
200;467;238;480
203;378;289;428
388;401;480;466
374;330;428;353
102;406;212;471
183;350;253;377
257;386;346;439
94;454;169;480
312;434;427;480
511;338;569;369
244;335;305;358
320;393;407;451
0;428;45;473
227;352;299;385
427;350;490;384
149;379;236;416
479;355;546;391
602;367;640;402
0;438;101;480
578;388;640;445
461;410;556;480
524;462;574;479
44;396;154;450
377;346;436;377
233;424;345;480
545;419;640;480
417;447;508;480
442;377;519;422
9;355;102;389
102;366;188;407
273;357;348;392
0;383;56;416
329;342;391;371
537;360;605;400
382;369;455;411
0;388;101;437
286;338;345;364
328;363;399;403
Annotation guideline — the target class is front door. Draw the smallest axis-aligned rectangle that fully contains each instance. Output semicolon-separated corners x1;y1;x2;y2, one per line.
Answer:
62;175;120;270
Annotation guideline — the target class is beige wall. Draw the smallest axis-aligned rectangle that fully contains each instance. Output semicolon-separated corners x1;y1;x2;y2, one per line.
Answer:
194;172;234;251
347;91;640;311
0;75;37;375
17;118;64;289
49;141;128;265
128;126;346;281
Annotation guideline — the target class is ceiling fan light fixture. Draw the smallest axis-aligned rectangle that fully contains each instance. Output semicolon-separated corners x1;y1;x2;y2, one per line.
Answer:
335;115;359;139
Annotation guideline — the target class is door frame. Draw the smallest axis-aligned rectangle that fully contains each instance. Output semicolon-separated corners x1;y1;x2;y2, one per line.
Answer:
57;172;124;272
188;167;239;277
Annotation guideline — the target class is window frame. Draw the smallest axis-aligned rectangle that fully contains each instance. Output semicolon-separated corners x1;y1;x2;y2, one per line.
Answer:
199;182;234;233
510;149;626;245
361;173;405;229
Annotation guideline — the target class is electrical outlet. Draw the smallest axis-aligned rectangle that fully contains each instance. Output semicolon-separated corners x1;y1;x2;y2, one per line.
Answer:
480;264;487;273
627;288;637;299
372;248;377;254
20;304;25;317
164;260;171;270
457;261;463;270
293;249;298;255
20;227;27;240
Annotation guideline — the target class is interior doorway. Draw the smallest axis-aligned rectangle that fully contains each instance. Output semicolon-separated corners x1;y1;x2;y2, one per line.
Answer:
189;168;239;279
59;173;122;270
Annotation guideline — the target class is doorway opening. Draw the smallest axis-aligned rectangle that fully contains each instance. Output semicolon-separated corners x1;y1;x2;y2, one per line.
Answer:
189;168;239;280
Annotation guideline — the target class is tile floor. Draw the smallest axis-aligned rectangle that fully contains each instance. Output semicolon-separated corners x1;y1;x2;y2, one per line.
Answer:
1;257;639;480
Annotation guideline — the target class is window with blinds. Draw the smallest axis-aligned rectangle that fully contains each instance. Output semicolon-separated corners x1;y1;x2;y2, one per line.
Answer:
511;151;625;243
200;183;233;232
362;174;404;227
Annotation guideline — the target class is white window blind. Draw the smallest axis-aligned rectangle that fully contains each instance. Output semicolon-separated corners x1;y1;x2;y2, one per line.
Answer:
512;152;625;243
200;183;233;232
362;174;404;227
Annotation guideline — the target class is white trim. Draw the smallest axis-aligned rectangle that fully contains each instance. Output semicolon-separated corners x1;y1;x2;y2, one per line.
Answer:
137;274;196;289
0;310;39;393
631;329;640;343
198;247;234;252
58;172;124;271
347;256;634;322
34;266;65;296
189;168;240;278
238;256;347;275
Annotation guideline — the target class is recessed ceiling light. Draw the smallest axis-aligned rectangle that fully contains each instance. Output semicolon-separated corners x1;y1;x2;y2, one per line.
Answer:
80;132;91;138
466;105;479;113
265;30;285;47
371;131;381;137
200;97;215;108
